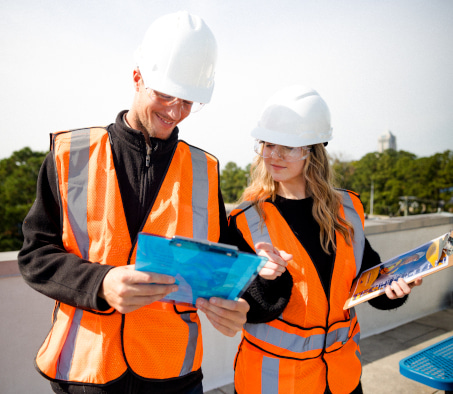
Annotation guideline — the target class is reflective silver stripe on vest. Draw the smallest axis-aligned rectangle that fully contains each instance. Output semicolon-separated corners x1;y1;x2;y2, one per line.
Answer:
246;323;326;353
189;146;209;240
352;327;360;345
241;203;272;245
246;313;356;357
243;199;361;356
242;204;288;349
262;356;279;393
326;307;357;348
60;137;206;378
56;129;91;379
180;145;208;374
326;326;350;348
179;313;199;376
349;306;356;323
56;308;83;380
353;329;361;363
66;129;91;260
342;191;365;276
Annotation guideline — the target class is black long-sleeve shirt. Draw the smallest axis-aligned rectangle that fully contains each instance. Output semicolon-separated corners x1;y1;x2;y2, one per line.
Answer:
229;195;407;316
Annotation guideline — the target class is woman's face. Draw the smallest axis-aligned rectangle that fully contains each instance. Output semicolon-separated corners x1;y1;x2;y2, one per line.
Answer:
263;149;306;185
255;141;310;198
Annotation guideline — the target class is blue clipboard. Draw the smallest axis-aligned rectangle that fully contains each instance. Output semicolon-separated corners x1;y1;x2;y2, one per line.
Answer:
135;233;268;307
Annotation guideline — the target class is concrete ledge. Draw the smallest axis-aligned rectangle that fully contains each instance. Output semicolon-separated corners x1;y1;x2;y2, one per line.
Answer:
365;212;453;235
0;260;20;278
0;251;20;278
1;212;452;393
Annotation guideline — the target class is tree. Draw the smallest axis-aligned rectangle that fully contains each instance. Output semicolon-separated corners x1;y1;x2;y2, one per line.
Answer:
1;146;451;251
414;151;453;212
337;149;453;216
0;147;47;251
349;152;380;215
436;151;453;211
330;153;355;191
220;162;249;203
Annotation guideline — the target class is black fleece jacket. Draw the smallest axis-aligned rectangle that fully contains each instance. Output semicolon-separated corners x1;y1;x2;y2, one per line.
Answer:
19;110;289;314
19;110;204;311
18;110;291;390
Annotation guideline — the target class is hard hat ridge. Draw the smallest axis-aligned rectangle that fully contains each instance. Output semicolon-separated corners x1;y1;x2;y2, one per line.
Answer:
135;11;217;104
251;85;333;147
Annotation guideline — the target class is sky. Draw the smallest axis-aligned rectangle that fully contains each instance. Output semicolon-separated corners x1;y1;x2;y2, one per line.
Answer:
1;0;452;169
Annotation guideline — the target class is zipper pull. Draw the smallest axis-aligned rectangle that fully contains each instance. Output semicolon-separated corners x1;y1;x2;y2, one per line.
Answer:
146;144;151;167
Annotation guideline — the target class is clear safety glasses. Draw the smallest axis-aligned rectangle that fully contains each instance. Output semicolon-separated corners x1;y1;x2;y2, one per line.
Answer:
254;140;312;162
146;89;205;113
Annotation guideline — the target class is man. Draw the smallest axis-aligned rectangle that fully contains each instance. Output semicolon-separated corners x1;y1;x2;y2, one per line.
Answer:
18;11;249;393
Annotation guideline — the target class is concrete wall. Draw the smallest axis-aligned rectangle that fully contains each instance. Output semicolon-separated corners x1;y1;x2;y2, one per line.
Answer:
357;213;453;337
1;213;452;393
0;274;54;394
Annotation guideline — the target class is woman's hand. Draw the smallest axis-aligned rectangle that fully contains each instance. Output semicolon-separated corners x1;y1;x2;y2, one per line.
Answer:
255;242;293;280
385;277;423;299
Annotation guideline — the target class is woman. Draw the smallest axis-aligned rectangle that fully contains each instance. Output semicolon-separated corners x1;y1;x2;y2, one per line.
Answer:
229;85;422;394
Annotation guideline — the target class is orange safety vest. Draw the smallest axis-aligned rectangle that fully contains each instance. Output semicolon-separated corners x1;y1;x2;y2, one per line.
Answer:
35;127;220;384
231;191;365;394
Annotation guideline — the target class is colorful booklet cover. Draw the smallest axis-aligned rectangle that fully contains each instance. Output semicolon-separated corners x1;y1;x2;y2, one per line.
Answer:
344;232;453;309
135;233;268;307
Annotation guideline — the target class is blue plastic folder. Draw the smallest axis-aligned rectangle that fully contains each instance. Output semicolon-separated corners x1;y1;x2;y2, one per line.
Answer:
135;233;268;307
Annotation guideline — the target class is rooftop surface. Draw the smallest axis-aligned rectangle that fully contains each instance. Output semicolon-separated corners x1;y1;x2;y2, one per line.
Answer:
206;306;453;394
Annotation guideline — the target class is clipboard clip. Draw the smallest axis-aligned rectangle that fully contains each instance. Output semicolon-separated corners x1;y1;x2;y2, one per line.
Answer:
170;236;239;258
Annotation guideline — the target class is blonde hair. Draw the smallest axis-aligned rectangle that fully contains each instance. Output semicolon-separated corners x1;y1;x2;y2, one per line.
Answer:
239;144;354;254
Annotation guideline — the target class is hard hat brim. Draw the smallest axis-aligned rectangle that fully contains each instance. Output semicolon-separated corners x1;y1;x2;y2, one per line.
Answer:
251;126;333;147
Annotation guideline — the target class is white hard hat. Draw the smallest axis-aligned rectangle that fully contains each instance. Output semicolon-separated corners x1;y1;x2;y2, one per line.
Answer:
251;85;333;147
135;11;217;104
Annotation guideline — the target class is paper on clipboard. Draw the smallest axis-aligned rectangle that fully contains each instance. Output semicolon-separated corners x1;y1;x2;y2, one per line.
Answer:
135;233;268;307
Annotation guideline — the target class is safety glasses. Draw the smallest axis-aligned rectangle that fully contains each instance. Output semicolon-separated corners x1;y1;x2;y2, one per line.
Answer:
254;140;311;162
146;89;205;113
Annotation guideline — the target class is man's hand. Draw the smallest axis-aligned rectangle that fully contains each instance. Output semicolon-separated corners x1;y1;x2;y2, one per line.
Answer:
98;264;178;314
385;277;423;299
255;241;292;280
196;297;250;337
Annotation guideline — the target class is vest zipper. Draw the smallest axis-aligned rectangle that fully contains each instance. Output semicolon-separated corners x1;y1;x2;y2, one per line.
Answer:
126;142;179;264
145;144;151;168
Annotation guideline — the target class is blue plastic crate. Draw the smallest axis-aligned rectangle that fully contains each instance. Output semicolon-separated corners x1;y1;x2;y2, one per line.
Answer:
399;336;453;391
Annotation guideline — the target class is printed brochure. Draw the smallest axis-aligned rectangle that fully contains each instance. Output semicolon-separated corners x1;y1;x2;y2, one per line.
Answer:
344;232;453;309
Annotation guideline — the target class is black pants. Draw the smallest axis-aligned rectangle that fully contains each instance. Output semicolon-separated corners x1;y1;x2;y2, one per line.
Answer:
235;381;363;394
327;381;363;394
50;370;203;394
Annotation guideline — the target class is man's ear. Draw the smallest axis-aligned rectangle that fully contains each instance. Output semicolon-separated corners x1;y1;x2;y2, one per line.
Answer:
133;69;142;91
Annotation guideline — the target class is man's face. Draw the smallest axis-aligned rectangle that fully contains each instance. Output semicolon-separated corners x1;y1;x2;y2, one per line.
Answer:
131;71;191;140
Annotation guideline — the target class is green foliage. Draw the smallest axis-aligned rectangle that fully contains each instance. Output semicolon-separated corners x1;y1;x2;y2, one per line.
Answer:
334;150;453;216
0;147;47;251
1;147;452;251
220;162;250;203
331;155;355;191
225;150;453;216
